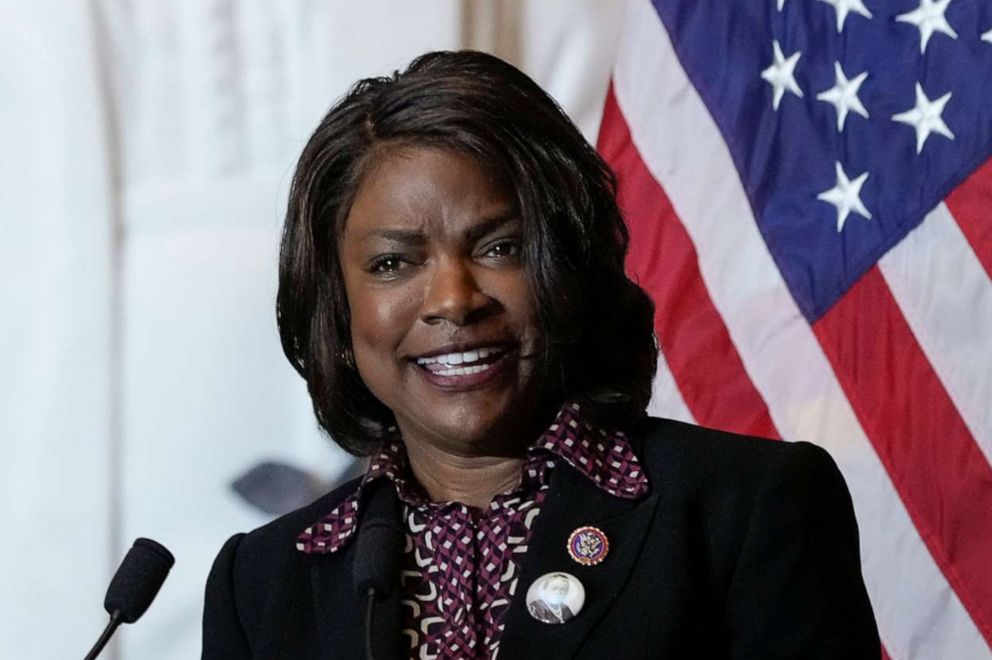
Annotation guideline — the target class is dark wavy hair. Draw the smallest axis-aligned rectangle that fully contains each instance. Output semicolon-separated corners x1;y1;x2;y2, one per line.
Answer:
277;50;657;456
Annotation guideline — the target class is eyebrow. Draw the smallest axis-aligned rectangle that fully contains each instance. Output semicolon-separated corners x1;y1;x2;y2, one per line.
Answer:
359;228;427;245
465;213;520;242
359;213;520;244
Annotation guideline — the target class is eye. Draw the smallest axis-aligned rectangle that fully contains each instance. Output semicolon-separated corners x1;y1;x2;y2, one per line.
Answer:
482;238;522;260
367;254;407;276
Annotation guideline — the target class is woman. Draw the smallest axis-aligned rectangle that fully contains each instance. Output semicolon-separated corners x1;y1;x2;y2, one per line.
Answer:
203;51;879;659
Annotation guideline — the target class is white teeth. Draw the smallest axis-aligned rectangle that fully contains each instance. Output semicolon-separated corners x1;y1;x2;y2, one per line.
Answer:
435;363;494;377
416;347;501;366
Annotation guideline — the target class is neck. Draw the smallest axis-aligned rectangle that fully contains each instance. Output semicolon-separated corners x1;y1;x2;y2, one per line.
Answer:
403;440;526;509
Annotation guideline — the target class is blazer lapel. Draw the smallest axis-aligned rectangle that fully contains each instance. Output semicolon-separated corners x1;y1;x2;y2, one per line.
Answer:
310;547;363;658
497;461;661;659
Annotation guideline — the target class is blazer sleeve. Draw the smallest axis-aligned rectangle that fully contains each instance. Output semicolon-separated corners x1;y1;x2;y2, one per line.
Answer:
726;441;880;659
202;533;252;659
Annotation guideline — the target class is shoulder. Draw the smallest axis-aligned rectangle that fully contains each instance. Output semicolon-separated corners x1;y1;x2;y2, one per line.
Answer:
627;419;879;653
204;476;365;654
631;415;840;492
208;474;364;600
233;474;363;566
626;416;850;543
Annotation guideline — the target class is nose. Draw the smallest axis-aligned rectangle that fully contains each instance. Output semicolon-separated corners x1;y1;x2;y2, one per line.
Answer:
420;256;497;327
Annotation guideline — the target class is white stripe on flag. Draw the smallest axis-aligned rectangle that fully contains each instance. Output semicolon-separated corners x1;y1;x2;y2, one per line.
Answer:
648;348;695;424
613;2;991;658
879;202;992;468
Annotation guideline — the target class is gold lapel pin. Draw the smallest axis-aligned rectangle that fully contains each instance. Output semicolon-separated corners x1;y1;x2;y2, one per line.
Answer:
567;526;609;566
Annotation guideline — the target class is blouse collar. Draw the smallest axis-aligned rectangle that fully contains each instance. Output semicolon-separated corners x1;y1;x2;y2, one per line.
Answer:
296;402;649;555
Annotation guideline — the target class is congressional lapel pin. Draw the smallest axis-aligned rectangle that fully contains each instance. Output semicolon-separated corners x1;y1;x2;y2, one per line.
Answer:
567;526;609;566
526;572;585;624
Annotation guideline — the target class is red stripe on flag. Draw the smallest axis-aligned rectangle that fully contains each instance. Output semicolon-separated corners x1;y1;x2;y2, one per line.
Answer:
945;158;992;282
814;267;992;646
598;86;780;440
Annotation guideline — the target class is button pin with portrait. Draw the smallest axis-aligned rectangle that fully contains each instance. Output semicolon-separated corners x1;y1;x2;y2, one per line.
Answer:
525;572;585;624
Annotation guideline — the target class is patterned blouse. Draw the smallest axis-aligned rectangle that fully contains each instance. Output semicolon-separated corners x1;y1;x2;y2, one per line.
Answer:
296;403;650;659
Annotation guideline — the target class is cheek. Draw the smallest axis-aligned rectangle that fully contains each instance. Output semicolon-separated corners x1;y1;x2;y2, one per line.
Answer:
348;284;420;357
348;292;407;404
501;275;540;340
350;294;393;339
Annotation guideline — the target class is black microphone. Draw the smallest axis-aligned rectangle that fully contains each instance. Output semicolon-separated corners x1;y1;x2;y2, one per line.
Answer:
353;482;403;596
84;538;175;660
352;485;402;660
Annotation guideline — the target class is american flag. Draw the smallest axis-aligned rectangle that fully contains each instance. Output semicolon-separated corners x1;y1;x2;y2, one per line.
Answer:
597;0;992;657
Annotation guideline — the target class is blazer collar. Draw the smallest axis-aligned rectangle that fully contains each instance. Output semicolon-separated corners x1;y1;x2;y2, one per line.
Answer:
298;402;649;556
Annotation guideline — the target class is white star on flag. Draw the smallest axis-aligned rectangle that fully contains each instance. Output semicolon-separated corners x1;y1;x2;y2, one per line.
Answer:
761;41;803;111
982;27;992;43
896;0;958;54
892;83;955;154
778;0;787;10
818;0;873;33
817;162;872;232
816;62;870;131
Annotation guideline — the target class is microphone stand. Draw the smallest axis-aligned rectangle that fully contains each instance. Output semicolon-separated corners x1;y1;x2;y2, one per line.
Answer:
364;587;377;660
83;610;122;660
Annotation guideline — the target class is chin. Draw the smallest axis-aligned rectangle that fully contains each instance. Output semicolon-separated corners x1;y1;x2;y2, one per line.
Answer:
407;397;535;455
437;408;511;446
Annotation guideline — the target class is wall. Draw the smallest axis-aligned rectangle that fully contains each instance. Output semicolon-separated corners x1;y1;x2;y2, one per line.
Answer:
0;2;627;657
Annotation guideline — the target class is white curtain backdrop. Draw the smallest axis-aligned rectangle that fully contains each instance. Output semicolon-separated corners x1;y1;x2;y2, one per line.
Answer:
0;1;627;658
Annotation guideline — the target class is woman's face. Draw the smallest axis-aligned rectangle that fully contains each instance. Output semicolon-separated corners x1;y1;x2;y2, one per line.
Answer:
338;146;546;456
545;576;570;604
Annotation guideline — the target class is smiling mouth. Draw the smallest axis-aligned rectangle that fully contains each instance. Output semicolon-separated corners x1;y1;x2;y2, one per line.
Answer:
414;345;511;377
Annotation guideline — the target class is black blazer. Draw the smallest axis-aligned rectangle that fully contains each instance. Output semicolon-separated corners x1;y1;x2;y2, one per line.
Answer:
202;417;880;659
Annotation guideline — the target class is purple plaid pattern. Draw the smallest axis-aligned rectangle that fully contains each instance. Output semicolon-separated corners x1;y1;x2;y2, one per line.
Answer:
296;403;649;658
